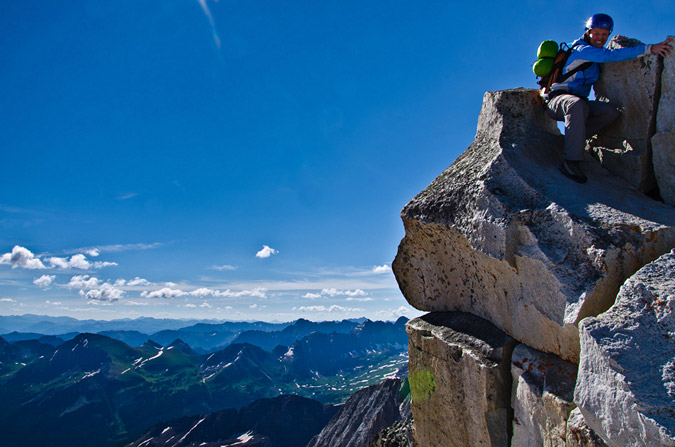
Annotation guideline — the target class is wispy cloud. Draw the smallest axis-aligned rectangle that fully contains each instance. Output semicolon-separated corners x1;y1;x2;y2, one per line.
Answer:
210;264;237;271
0;298;16;303
320;288;367;297
115;277;153;287
117;192;139;200
196;0;221;48
301;288;368;299
0;246;47;269
256;245;279;259
125;301;151;306
140;286;268;299
294;305;364;313
87;242;164;253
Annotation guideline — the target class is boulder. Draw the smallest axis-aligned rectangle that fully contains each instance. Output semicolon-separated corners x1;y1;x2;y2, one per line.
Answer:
566;408;608;447
575;250;675;446
592;37;661;192
510;344;577;447
406;312;516;447
393;88;675;362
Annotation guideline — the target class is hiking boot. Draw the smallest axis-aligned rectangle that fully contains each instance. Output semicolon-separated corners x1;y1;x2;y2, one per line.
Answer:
559;160;587;184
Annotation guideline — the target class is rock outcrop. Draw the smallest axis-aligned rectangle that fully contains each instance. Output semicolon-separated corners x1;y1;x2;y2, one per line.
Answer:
407;312;516;446
393;40;674;446
393;87;675;363
511;344;577;447
575;250;675;446
592;36;663;193
653;37;675;206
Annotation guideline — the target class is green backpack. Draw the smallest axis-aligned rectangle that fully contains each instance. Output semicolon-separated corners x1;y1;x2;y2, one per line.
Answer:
533;40;592;94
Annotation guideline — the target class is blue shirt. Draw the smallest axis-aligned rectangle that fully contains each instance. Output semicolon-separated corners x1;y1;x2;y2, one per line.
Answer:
550;37;649;97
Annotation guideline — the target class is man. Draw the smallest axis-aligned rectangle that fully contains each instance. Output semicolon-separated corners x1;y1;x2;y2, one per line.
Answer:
545;13;672;183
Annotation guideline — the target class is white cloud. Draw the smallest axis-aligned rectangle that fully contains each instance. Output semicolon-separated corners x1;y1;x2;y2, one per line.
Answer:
255;245;279;259
346;297;374;302
45;300;62;305
376;306;423;320
68;254;91;269
141;287;186;299
321;288;367;297
82;283;124;302
302;292;322;299
210;264;237;271
0;298;16;303
0;246;47;269
213;287;268;298
68;275;101;289
47;254;117;270
185;303;197;308
125;301;150;306
372;265;392;274
249;304;267;310
47;257;69;269
127;277;152;287
34;275;55;288
139;286;268;299
295;305;364;313
189;288;214;297
93;261;118;268
86;248;100;257
200;302;212;308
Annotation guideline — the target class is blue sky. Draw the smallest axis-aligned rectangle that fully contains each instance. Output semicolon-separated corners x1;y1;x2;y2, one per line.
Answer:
1;1;673;322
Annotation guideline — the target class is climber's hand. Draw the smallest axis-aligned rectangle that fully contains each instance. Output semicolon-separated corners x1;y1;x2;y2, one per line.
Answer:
651;38;673;57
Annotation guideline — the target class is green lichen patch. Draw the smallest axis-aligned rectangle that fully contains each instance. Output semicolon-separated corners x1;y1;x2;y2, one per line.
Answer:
410;369;435;402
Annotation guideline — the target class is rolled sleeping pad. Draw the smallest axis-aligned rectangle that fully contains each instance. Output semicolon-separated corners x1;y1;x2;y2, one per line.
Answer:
533;58;554;76
537;40;559;59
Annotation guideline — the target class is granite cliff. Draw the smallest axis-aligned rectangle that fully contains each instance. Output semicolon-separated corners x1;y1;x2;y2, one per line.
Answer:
393;36;675;446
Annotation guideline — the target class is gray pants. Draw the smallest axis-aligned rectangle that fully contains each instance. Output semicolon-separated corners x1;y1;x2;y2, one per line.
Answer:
546;94;620;161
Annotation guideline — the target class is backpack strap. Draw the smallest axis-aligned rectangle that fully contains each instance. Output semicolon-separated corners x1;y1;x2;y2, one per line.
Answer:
557;41;593;82
559;61;593;82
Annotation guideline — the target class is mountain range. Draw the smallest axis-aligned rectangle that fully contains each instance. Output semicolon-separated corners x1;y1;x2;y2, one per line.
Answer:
0;316;408;447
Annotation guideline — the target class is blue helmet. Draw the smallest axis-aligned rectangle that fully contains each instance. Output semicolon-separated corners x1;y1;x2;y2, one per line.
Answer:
585;13;613;34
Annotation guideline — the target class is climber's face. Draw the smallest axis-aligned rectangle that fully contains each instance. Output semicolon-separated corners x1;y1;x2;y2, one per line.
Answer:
587;28;610;48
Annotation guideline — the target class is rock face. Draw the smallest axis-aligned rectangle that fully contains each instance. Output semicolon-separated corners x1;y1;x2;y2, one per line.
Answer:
307;378;409;447
393;87;675;363
565;408;608;447
511;344;577;447
393;46;675;447
406;312;516;447
591;36;663;193
575;250;675;446
653;37;675;206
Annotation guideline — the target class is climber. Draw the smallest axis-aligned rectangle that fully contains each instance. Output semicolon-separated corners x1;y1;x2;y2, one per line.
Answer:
544;13;672;184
